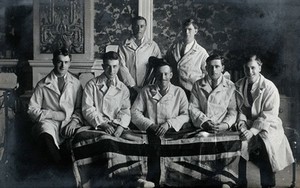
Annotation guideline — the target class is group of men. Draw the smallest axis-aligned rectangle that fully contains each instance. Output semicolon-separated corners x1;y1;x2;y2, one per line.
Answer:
27;16;294;188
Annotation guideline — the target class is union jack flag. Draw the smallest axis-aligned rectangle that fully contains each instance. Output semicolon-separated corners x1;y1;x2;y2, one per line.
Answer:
71;128;241;187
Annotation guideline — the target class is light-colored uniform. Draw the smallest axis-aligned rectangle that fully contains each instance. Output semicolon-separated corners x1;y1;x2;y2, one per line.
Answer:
165;40;209;91
189;75;237;128
28;71;82;148
236;74;294;171
118;37;161;87
131;84;189;131
82;73;131;129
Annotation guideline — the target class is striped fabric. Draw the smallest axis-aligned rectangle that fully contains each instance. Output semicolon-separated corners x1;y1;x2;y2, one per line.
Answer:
71;128;241;187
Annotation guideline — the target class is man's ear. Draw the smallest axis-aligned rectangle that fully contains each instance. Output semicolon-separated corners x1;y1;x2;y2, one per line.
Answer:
194;28;198;34
222;65;225;72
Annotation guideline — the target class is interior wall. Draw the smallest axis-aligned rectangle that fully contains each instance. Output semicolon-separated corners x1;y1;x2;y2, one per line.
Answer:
93;0;138;59
153;0;300;85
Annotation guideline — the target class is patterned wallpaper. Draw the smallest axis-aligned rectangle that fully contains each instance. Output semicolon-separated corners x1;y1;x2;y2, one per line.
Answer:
153;0;285;76
92;0;299;96
94;0;138;58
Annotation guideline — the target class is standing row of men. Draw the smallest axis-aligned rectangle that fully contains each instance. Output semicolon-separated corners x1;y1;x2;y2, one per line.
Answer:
118;17;208;101
27;16;294;188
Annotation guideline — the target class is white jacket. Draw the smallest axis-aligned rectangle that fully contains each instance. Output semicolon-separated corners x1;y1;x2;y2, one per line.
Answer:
28;71;82;147
189;75;237;128
131;84;189;131
236;74;294;171
118;37;161;87
82;74;131;129
166;40;209;91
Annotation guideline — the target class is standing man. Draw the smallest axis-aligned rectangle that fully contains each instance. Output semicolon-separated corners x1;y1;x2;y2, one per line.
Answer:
189;54;237;134
166;18;209;98
236;55;294;188
131;57;189;136
28;47;83;164
118;16;161;101
82;51;130;137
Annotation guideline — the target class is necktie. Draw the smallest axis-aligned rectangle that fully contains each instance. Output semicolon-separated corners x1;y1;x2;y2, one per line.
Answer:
135;39;141;47
107;79;113;88
180;44;186;57
159;88;167;96
58;76;65;92
247;83;253;106
212;80;218;89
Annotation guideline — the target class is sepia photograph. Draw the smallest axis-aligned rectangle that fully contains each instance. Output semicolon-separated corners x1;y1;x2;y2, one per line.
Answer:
0;0;299;187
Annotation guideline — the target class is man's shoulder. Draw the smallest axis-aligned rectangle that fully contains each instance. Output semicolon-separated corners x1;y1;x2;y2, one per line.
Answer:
223;77;235;87
235;77;245;87
67;72;81;84
193;41;208;54
118;80;130;92
260;76;278;92
35;77;47;88
139;84;157;96
35;72;52;88
170;84;185;93
85;76;101;87
148;39;159;46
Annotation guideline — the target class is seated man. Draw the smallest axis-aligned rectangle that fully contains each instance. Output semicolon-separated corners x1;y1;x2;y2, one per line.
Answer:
82;51;130;137
131;57;189;136
236;55;294;188
189;54;237;133
28;47;83;164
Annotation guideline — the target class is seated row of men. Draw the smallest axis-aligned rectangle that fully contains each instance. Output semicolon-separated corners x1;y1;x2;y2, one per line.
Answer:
27;48;294;187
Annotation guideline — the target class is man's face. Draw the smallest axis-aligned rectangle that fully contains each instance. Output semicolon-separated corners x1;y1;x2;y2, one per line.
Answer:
102;59;120;80
206;59;224;81
156;65;173;88
244;60;261;83
53;55;71;77
182;23;198;43
132;19;147;40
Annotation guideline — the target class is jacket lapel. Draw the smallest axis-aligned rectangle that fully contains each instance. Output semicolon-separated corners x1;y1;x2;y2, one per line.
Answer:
44;71;60;95
160;84;175;102
252;75;266;116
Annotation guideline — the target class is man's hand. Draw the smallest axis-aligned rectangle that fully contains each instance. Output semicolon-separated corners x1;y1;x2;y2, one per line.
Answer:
237;120;248;131
215;122;229;132
61;120;80;138
202;120;217;133
46;110;66;121
155;123;169;137
147;124;159;134
240;129;254;141
114;126;124;137
101;123;115;135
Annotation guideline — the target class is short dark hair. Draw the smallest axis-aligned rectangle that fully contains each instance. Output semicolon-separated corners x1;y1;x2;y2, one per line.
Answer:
182;18;198;30
132;16;147;26
206;54;224;65
244;54;263;66
102;51;119;64
149;56;172;72
53;47;71;61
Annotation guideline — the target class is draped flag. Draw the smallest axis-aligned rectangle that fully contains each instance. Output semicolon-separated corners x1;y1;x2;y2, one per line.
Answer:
71;128;241;187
